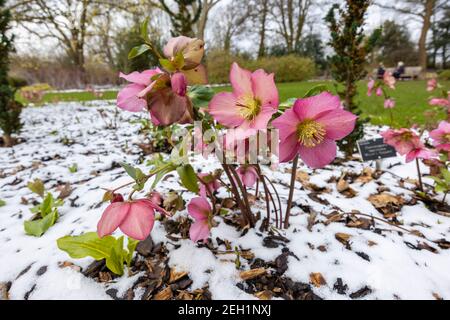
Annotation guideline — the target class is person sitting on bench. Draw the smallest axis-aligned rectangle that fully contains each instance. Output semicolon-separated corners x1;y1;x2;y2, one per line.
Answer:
393;61;405;80
377;63;386;79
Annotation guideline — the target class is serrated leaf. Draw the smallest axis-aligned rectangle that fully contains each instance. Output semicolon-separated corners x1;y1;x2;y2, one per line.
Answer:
24;209;58;237
128;44;151;60
177;164;199;193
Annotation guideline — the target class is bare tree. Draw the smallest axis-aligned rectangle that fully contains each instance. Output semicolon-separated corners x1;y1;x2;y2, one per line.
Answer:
193;0;223;40
9;0;141;84
376;0;448;73
272;0;311;53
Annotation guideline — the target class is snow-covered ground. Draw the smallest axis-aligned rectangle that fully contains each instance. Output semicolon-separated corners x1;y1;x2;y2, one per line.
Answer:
1;101;449;300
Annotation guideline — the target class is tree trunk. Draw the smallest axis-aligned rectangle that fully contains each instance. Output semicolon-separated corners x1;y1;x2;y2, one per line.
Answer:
257;0;268;58
3;135;13;148
418;0;435;76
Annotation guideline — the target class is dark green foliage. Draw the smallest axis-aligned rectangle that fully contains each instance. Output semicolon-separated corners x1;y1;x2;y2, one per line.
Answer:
378;20;418;67
0;0;22;146
159;0;202;37
325;0;381;155
114;24;162;73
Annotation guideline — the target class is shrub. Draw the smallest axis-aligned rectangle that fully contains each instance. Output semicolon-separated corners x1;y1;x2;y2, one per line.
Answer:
206;50;315;84
8;76;27;88
438;70;450;81
250;55;315;83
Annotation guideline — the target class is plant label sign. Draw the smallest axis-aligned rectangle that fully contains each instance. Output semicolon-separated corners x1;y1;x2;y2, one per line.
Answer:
357;138;397;162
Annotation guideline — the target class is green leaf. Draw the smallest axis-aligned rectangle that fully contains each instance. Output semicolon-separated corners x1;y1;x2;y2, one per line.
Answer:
125;238;139;266
128;44;151;60
24;209;58;237
69;163;78;173
159;58;176;72
172;51;185;70
57;232;117;260
441;168;450;185
120;162;137;180
303;85;329;98
27;179;45;197
0;199;5;207
177;164;199;193
40;193;54;217
140;18;150;43
188;85;215;108
106;236;125;276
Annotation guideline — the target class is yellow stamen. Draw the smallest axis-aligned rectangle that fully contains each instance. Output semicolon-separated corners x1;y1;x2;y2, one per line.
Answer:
297;119;326;148
237;95;261;121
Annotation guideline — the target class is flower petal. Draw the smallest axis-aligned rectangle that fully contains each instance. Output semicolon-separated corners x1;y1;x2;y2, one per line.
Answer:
97;202;130;238
272;108;299;141
119;69;159;86
279;132;301;163
188;197;211;221
189;220;210;243
117;84;147;112
315;109;357;140
230;63;253;97
163;36;192;58
293;92;342;120
251;69;279;108
119;200;155;241
148;89;188;126
208;92;244;127
298;139;337;169
182;64;208;85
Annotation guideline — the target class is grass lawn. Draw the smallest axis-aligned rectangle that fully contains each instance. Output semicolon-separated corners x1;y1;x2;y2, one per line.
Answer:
17;80;450;127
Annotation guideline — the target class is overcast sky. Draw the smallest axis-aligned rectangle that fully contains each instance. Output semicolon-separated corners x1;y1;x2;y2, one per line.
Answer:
11;1;423;56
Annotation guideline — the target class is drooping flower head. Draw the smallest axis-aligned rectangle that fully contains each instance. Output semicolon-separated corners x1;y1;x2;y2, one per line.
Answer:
383;72;396;90
381;128;420;155
404;139;436;163
187;197;212;243
236;165;259;187
427;78;437;92
198;173;221;198
209;63;279;139
272;92;357;168
430;121;450;152
97;198;169;241
367;79;375;97
384;98;395;109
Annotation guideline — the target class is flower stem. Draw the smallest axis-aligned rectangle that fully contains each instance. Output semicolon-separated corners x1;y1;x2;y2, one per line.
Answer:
284;155;299;229
415;158;424;192
228;165;255;227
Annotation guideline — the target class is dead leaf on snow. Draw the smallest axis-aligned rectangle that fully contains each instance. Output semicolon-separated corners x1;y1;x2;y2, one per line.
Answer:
355;167;374;184
169;269;188;284
368;193;404;208
335;233;352;246
310;273;327;287
240;268;267;280
255;290;273;300
153;287;173;300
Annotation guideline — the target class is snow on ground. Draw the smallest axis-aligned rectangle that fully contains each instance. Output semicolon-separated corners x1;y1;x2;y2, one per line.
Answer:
1;101;449;300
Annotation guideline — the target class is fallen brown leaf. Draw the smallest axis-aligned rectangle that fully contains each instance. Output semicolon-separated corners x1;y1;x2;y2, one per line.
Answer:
335;233;352;246
310;272;327;287
154;287;173;300
240;268;267;280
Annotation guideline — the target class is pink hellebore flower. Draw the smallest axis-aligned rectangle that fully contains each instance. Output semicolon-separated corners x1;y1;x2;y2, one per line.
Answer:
188;197;212;243
404;140;436;163
367;79;375;97
117;69;162;112
384;98;395;109
272;92;357;168
430;121;450;152
236;165;259;187
97;198;168;241
384;72;396;90
376;87;383;97
427;78;437;92
198;173;221;197
381;128;420;156
429;96;450;108
209;63;279;139
117;68;191;126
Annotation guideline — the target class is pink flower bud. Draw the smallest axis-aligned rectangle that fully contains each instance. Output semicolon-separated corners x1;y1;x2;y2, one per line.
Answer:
171;72;187;97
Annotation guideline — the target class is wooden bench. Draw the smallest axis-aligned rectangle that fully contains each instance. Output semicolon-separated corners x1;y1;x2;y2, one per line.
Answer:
372;66;422;80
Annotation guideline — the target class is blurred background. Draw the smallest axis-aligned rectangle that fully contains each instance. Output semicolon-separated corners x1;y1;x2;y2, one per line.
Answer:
4;0;449;90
